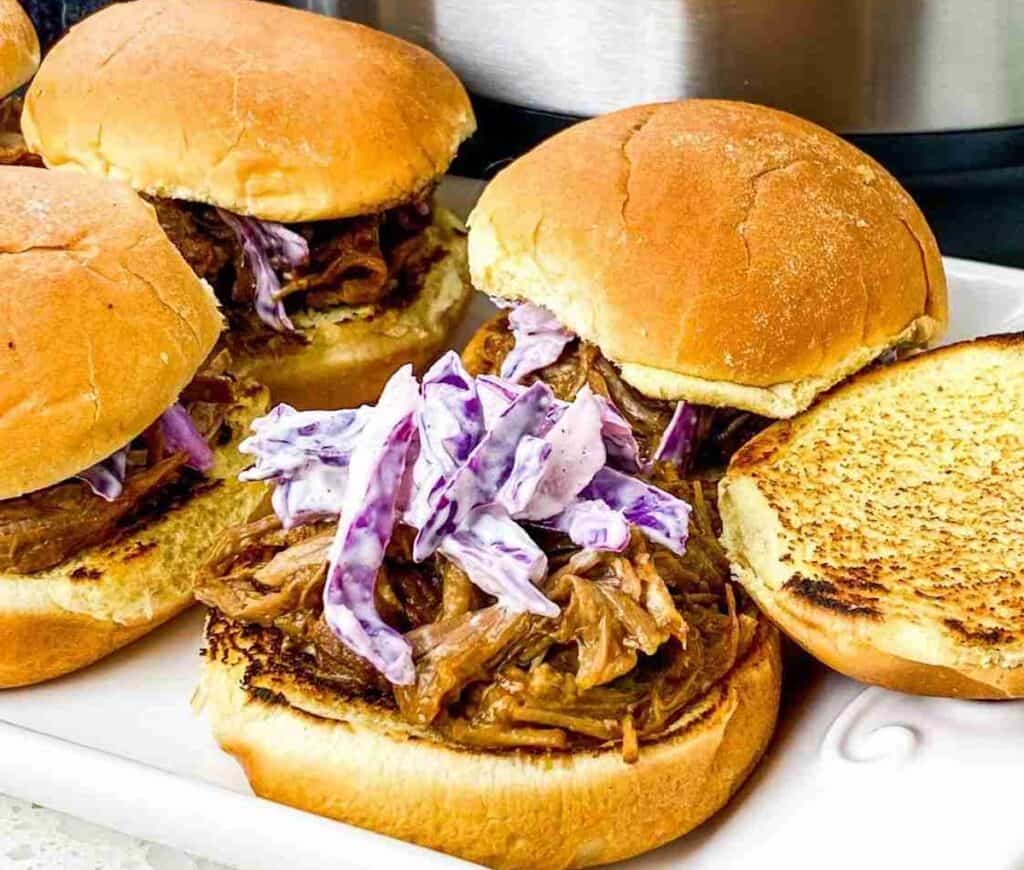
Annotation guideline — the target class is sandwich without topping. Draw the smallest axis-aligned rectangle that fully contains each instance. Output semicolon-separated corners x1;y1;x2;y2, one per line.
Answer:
720;334;1024;699
0;167;268;687
22;0;476;409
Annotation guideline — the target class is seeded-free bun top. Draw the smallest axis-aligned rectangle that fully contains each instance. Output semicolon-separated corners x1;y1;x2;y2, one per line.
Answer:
469;100;947;418
0;167;221;498
22;0;475;222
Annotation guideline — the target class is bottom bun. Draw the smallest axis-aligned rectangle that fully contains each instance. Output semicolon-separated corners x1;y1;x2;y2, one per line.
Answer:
0;382;269;688
199;614;781;869
232;211;472;410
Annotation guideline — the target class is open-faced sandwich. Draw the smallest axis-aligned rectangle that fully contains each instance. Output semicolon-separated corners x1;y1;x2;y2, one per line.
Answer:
195;99;948;867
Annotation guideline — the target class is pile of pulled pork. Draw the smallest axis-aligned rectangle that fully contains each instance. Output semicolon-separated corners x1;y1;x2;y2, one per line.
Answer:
198;318;767;758
0;353;245;575
201;477;756;760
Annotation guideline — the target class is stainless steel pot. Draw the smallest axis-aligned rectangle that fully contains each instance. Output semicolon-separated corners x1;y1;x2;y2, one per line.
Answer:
286;0;1024;133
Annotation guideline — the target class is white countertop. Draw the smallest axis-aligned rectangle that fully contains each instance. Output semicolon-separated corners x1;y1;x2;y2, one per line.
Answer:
0;795;231;870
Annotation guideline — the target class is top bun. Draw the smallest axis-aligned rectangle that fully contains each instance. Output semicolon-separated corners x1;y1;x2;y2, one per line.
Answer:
22;0;476;222
0;167;221;499
468;100;948;418
0;0;39;98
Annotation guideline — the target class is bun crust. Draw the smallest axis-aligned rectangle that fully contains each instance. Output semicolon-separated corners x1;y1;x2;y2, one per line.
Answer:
0;0;38;98
719;334;1024;698
233;211;472;410
0;383;268;688
200;615;780;868
0;167;221;499
22;0;476;222
469;100;947;418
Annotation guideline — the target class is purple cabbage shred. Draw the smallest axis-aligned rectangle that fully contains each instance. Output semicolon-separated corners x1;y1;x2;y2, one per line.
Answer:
239;351;693;684
653;401;699;467
500;303;574;382
217;209;309;333
76;448;128;502
160;403;215;472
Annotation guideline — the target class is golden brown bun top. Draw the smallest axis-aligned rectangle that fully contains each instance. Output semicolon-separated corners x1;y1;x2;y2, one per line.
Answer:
0;167;221;499
22;0;475;222
0;0;39;98
719;334;1024;698
469;100;948;417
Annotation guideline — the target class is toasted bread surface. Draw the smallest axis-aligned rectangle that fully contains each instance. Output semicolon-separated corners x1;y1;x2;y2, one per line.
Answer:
720;334;1024;697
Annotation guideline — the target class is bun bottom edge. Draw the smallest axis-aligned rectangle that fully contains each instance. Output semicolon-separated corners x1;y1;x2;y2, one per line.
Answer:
741;568;1024;699
0;595;191;689
200;618;781;869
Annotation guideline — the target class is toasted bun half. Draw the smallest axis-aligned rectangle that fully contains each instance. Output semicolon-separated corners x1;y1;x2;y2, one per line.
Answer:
0;166;221;499
720;334;1024;698
0;0;38;98
0;383;268;688
200;613;780;869
22;0;475;222
468;100;947;418
230;210;472;410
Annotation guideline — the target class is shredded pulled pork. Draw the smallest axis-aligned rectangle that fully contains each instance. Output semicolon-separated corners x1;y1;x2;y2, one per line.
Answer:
0;454;188;574
473;313;770;472
0;353;242;574
197;472;758;756
148;191;438;340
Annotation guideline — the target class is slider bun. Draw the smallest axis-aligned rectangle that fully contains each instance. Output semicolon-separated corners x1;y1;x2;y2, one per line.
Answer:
200;613;781;868
0;0;38;98
468;100;948;418
22;0;476;222
720;334;1024;698
0;383;268;688
0;166;221;499
229;210;472;410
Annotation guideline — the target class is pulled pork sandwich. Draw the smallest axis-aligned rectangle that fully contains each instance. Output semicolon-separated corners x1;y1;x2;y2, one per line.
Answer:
459;99;942;862
469;100;947;421
0;167;268;688
197;349;781;867
21;0;476;410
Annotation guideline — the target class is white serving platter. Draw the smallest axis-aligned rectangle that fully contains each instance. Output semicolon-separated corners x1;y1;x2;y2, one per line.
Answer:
1;177;1023;870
